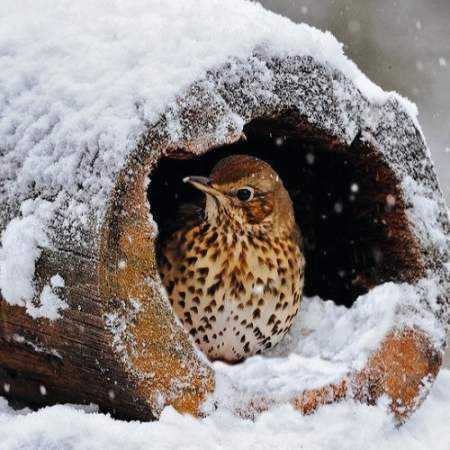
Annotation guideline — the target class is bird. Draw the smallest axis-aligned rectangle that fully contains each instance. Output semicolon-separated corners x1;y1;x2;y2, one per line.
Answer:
158;154;305;363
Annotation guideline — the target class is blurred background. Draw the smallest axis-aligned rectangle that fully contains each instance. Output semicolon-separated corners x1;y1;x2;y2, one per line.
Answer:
259;0;449;203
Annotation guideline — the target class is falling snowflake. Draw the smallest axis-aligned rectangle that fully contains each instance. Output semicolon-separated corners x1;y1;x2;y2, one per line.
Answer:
348;20;361;34
274;136;284;147
386;194;396;208
305;153;315;165
334;202;343;214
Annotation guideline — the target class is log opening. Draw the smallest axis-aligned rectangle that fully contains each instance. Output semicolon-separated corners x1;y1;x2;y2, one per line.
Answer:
149;111;423;307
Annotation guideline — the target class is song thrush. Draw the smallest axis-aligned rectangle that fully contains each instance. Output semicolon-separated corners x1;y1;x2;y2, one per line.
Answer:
159;154;305;363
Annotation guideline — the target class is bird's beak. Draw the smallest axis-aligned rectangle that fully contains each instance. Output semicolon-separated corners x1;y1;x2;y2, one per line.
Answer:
183;176;221;197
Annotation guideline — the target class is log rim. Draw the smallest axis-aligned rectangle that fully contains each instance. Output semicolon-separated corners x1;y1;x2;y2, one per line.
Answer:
100;105;443;422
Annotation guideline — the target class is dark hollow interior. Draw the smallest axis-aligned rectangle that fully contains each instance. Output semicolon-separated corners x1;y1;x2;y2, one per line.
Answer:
148;112;421;307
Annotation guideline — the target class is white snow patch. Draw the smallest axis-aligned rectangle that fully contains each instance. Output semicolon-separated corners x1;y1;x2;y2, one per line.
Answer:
0;369;449;450
0;198;67;319
50;274;65;288
32;283;68;320
402;176;448;251
0;199;52;304
210;281;443;410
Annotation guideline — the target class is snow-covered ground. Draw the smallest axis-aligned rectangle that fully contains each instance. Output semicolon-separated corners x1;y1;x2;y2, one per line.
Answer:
1;289;448;450
1;369;449;450
0;1;448;447
210;286;445;412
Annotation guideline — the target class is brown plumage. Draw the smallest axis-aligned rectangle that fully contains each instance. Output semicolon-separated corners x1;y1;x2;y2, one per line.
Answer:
158;155;305;363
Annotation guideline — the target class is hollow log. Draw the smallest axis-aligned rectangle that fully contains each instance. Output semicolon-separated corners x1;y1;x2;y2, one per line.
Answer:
0;10;448;423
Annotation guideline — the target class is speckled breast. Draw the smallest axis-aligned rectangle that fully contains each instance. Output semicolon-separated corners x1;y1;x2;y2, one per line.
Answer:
160;221;305;362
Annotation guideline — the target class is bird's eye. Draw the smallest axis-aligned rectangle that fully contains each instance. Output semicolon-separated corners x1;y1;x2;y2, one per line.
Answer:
236;187;254;202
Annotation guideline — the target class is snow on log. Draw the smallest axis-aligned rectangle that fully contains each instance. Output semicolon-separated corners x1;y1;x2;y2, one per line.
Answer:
0;0;448;422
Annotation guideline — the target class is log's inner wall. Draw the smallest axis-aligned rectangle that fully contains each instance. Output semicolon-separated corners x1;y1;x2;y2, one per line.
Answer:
150;111;424;307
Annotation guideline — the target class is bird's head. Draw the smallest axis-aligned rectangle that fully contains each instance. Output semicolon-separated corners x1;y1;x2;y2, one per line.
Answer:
183;154;295;232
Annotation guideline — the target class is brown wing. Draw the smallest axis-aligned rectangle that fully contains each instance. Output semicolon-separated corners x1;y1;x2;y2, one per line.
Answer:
292;222;304;253
156;199;205;264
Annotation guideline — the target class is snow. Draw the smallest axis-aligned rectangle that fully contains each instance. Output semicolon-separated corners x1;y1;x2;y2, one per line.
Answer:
34;283;68;320
402;176;449;252
7;333;62;360
0;0;448;433
0;197;68;319
1;369;450;450
50;274;65;289
104;298;142;373
0;0;427;319
208;282;444;411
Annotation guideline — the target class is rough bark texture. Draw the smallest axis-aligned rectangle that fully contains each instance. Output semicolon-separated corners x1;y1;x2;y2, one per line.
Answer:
292;328;442;422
